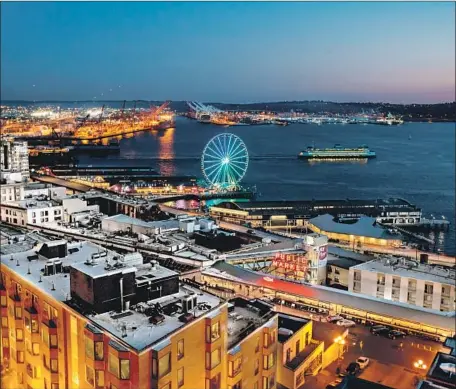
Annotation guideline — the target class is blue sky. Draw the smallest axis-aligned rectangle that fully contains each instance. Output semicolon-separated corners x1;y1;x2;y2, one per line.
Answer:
1;2;454;103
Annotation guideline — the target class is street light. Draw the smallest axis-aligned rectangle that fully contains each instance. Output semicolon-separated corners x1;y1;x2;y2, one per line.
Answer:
414;360;427;370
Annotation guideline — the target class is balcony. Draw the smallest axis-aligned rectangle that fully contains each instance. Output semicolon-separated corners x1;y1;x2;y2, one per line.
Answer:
285;340;321;371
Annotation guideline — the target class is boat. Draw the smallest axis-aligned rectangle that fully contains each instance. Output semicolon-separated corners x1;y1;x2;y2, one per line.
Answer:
370;113;404;126
298;144;376;160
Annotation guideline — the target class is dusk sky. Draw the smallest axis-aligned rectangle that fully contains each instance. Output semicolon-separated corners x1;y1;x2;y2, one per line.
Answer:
1;2;454;103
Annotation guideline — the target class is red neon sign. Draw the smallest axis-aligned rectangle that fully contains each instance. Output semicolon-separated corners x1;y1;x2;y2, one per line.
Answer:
272;253;308;272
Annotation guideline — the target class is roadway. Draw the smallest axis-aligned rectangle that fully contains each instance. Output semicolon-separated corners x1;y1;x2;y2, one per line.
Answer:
273;304;443;389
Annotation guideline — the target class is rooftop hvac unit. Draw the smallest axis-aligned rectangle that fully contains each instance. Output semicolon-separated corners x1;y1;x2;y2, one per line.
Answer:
181;294;197;313
178;313;194;323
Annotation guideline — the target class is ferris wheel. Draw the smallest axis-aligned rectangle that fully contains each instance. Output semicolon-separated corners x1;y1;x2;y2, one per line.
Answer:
201;133;249;187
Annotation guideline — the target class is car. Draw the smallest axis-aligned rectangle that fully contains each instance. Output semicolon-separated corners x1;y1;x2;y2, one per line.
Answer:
327;315;344;323
339;362;361;377
337;319;356;328
326;379;343;389
370;325;389;335
388;330;407;339
356;357;370;369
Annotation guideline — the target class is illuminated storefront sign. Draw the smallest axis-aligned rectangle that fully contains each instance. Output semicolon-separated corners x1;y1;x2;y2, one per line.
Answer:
319;245;328;260
272;253;308;272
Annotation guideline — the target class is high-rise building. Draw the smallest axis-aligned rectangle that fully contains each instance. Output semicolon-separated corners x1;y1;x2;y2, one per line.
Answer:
0;138;29;182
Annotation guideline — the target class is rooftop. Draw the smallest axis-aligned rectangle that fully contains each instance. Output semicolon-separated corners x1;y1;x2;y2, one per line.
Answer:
327;257;364;270
277;314;309;343
328;246;373;262
227;297;276;350
204;261;456;332
352;258;456;285
88;284;222;351
426;352;456;388
6;198;62;209
309;214;401;240
0;238;223;351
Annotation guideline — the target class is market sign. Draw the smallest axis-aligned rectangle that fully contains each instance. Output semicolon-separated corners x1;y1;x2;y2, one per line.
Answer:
272;253;308;272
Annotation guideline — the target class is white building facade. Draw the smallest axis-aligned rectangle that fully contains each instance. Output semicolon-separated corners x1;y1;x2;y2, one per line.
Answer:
0;138;30;181
1;200;64;227
348;259;455;312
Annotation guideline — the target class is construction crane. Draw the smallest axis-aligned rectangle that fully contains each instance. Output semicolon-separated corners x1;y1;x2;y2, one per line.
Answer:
149;101;170;120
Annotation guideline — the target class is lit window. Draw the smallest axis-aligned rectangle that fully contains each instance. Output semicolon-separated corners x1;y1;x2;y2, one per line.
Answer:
1;317;8;328
177;339;184;360
0;295;6;307
229;357;242;377
95;370;104;388
86;366;95;387
159;353;171;378
42;329;49;346
51;359;58;373
178;367;184;387
50;334;58;348
263;353;275;370
206;348;221;370
108;353;120;378
17;351;24;363
15;306;22;319
206;322;221;343
85;337;94;359
16;328;24;341
206;373;221;389
2;337;9;347
120;359;130;380
95;341;104;360
31;319;38;333
32;342;40;355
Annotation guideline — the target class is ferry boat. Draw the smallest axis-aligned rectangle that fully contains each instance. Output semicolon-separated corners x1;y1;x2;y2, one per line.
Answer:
298;144;376;160
370;113;404;126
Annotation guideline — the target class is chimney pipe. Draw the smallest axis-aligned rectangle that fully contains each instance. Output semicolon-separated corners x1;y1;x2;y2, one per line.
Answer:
120;277;124;312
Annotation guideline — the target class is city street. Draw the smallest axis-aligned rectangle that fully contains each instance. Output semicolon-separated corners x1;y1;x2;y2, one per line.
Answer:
272;304;443;389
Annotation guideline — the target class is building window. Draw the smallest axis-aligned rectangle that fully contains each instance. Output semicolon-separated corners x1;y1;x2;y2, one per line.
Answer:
16;328;24;341
160;384;171;389
159;353;171;378
50;334;58;348
95;370;104;388
229;357;242;378
51;384;59;389
86;338;104;360
255;337;260;353
263;353;275;370
51;359;58;373
206;348;221;370
120;359;130;380
1;317;8;328
17;351;25;363
254;359;259;375
263;375;275;389
206;322;221;343
95;341;104;360
86;366;95;387
32;342;40;355
2;337;9;348
263;330;275;348
424;284;434;294
0;295;6;307
108;354;120;378
178;367;184;388
15;306;22;319
177;339;184;360
206;373;221;389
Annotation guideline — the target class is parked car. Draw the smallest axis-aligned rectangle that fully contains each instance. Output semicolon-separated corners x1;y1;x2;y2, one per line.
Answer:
388;330;407;340
326;379;343;389
356;357;370;369
339;362;361;377
327;315;344;323
370;325;389;335
337;319;356;328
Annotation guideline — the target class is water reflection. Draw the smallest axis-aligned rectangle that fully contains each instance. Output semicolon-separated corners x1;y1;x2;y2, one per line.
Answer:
308;158;368;165
157;128;175;175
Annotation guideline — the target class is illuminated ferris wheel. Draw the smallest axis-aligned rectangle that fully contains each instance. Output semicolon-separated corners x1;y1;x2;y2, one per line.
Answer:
201;133;249;188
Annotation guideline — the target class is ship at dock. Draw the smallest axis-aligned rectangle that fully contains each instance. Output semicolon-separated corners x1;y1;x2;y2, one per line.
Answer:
369;113;404;126
298;144;376;160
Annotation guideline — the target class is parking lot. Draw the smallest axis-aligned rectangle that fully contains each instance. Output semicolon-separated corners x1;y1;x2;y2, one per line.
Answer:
273;304;445;389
